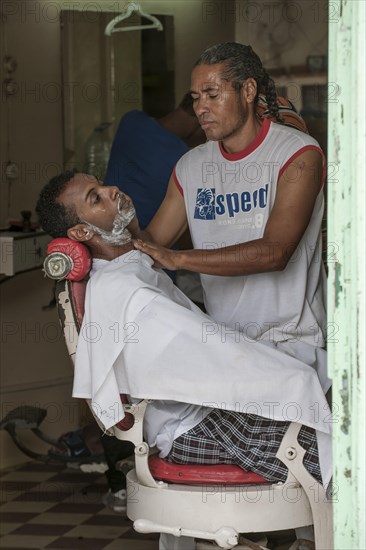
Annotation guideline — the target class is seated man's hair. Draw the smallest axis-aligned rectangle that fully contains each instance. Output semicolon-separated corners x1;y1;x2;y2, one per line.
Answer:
36;169;81;237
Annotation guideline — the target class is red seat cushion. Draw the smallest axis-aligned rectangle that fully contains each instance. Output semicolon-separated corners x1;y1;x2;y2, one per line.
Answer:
148;454;268;485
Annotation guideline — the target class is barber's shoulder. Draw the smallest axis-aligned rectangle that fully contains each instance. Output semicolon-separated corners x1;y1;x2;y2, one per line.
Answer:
270;121;322;150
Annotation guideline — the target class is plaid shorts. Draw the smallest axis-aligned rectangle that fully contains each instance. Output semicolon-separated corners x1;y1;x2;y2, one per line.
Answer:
167;410;321;483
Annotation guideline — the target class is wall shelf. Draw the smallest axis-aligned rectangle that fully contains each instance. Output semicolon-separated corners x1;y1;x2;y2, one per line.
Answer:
272;72;328;112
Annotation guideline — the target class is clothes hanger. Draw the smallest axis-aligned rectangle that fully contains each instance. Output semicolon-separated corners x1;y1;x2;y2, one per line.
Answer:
104;2;163;36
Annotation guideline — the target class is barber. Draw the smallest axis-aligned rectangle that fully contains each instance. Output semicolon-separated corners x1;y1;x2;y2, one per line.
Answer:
133;42;330;395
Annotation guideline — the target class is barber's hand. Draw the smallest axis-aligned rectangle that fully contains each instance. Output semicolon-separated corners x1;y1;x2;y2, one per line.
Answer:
133;239;179;271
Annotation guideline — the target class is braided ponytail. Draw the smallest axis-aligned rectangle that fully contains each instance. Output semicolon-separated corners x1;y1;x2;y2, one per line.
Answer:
261;73;283;123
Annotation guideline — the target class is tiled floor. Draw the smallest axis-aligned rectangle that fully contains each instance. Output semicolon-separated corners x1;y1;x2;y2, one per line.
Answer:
0;461;159;550
0;461;300;550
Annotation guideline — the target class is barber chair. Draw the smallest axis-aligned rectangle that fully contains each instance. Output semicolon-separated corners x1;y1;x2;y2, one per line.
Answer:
44;238;333;550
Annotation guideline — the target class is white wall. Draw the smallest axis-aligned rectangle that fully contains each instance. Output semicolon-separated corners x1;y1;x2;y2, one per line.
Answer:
235;0;328;71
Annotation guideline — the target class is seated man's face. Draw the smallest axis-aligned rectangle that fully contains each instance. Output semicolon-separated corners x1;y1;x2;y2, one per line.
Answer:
59;173;136;245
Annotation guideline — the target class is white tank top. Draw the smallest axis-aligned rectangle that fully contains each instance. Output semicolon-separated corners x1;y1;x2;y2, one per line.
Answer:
174;119;327;351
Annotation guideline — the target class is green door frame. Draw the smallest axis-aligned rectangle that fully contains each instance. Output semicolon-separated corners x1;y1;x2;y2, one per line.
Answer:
328;1;365;548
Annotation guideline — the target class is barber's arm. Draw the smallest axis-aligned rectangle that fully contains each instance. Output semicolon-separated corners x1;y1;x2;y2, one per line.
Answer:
134;149;324;275
132;174;188;247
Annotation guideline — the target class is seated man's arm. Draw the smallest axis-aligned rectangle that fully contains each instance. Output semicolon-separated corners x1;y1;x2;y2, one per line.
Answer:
134;149;324;275
133;174;189;248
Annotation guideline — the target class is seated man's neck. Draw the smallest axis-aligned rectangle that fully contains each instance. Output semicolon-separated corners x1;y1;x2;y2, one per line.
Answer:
92;240;135;261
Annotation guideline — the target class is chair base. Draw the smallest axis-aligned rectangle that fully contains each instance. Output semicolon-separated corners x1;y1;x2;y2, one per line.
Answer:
126;469;314;549
196;534;269;549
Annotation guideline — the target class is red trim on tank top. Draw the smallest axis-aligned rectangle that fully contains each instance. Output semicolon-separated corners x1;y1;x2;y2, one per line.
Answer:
173;167;184;196
219;118;271;161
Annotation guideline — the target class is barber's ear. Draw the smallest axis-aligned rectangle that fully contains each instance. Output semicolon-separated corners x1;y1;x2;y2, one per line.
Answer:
67;224;94;242
242;78;257;104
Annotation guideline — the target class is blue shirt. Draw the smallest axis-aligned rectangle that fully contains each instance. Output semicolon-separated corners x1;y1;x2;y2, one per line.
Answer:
105;110;188;230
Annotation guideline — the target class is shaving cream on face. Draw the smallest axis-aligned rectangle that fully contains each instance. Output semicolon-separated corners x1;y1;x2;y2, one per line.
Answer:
84;194;136;246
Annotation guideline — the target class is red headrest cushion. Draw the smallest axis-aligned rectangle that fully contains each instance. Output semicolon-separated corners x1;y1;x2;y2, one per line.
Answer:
44;238;92;281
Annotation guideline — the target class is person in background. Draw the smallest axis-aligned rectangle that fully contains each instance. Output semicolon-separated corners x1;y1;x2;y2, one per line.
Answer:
105;94;204;231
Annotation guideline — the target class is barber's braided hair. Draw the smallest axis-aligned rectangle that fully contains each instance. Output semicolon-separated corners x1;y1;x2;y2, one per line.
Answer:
195;42;283;124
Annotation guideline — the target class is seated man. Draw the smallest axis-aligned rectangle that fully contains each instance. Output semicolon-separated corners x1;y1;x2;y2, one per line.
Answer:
36;171;331;489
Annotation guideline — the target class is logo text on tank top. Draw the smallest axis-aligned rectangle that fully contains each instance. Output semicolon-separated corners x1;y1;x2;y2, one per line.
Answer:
194;184;269;220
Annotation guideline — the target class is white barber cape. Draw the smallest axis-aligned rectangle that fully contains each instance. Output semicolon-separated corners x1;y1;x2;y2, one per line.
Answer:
73;251;332;484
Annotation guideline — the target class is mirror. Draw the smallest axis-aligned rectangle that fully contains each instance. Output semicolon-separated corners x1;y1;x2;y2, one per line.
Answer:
60;10;174;177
